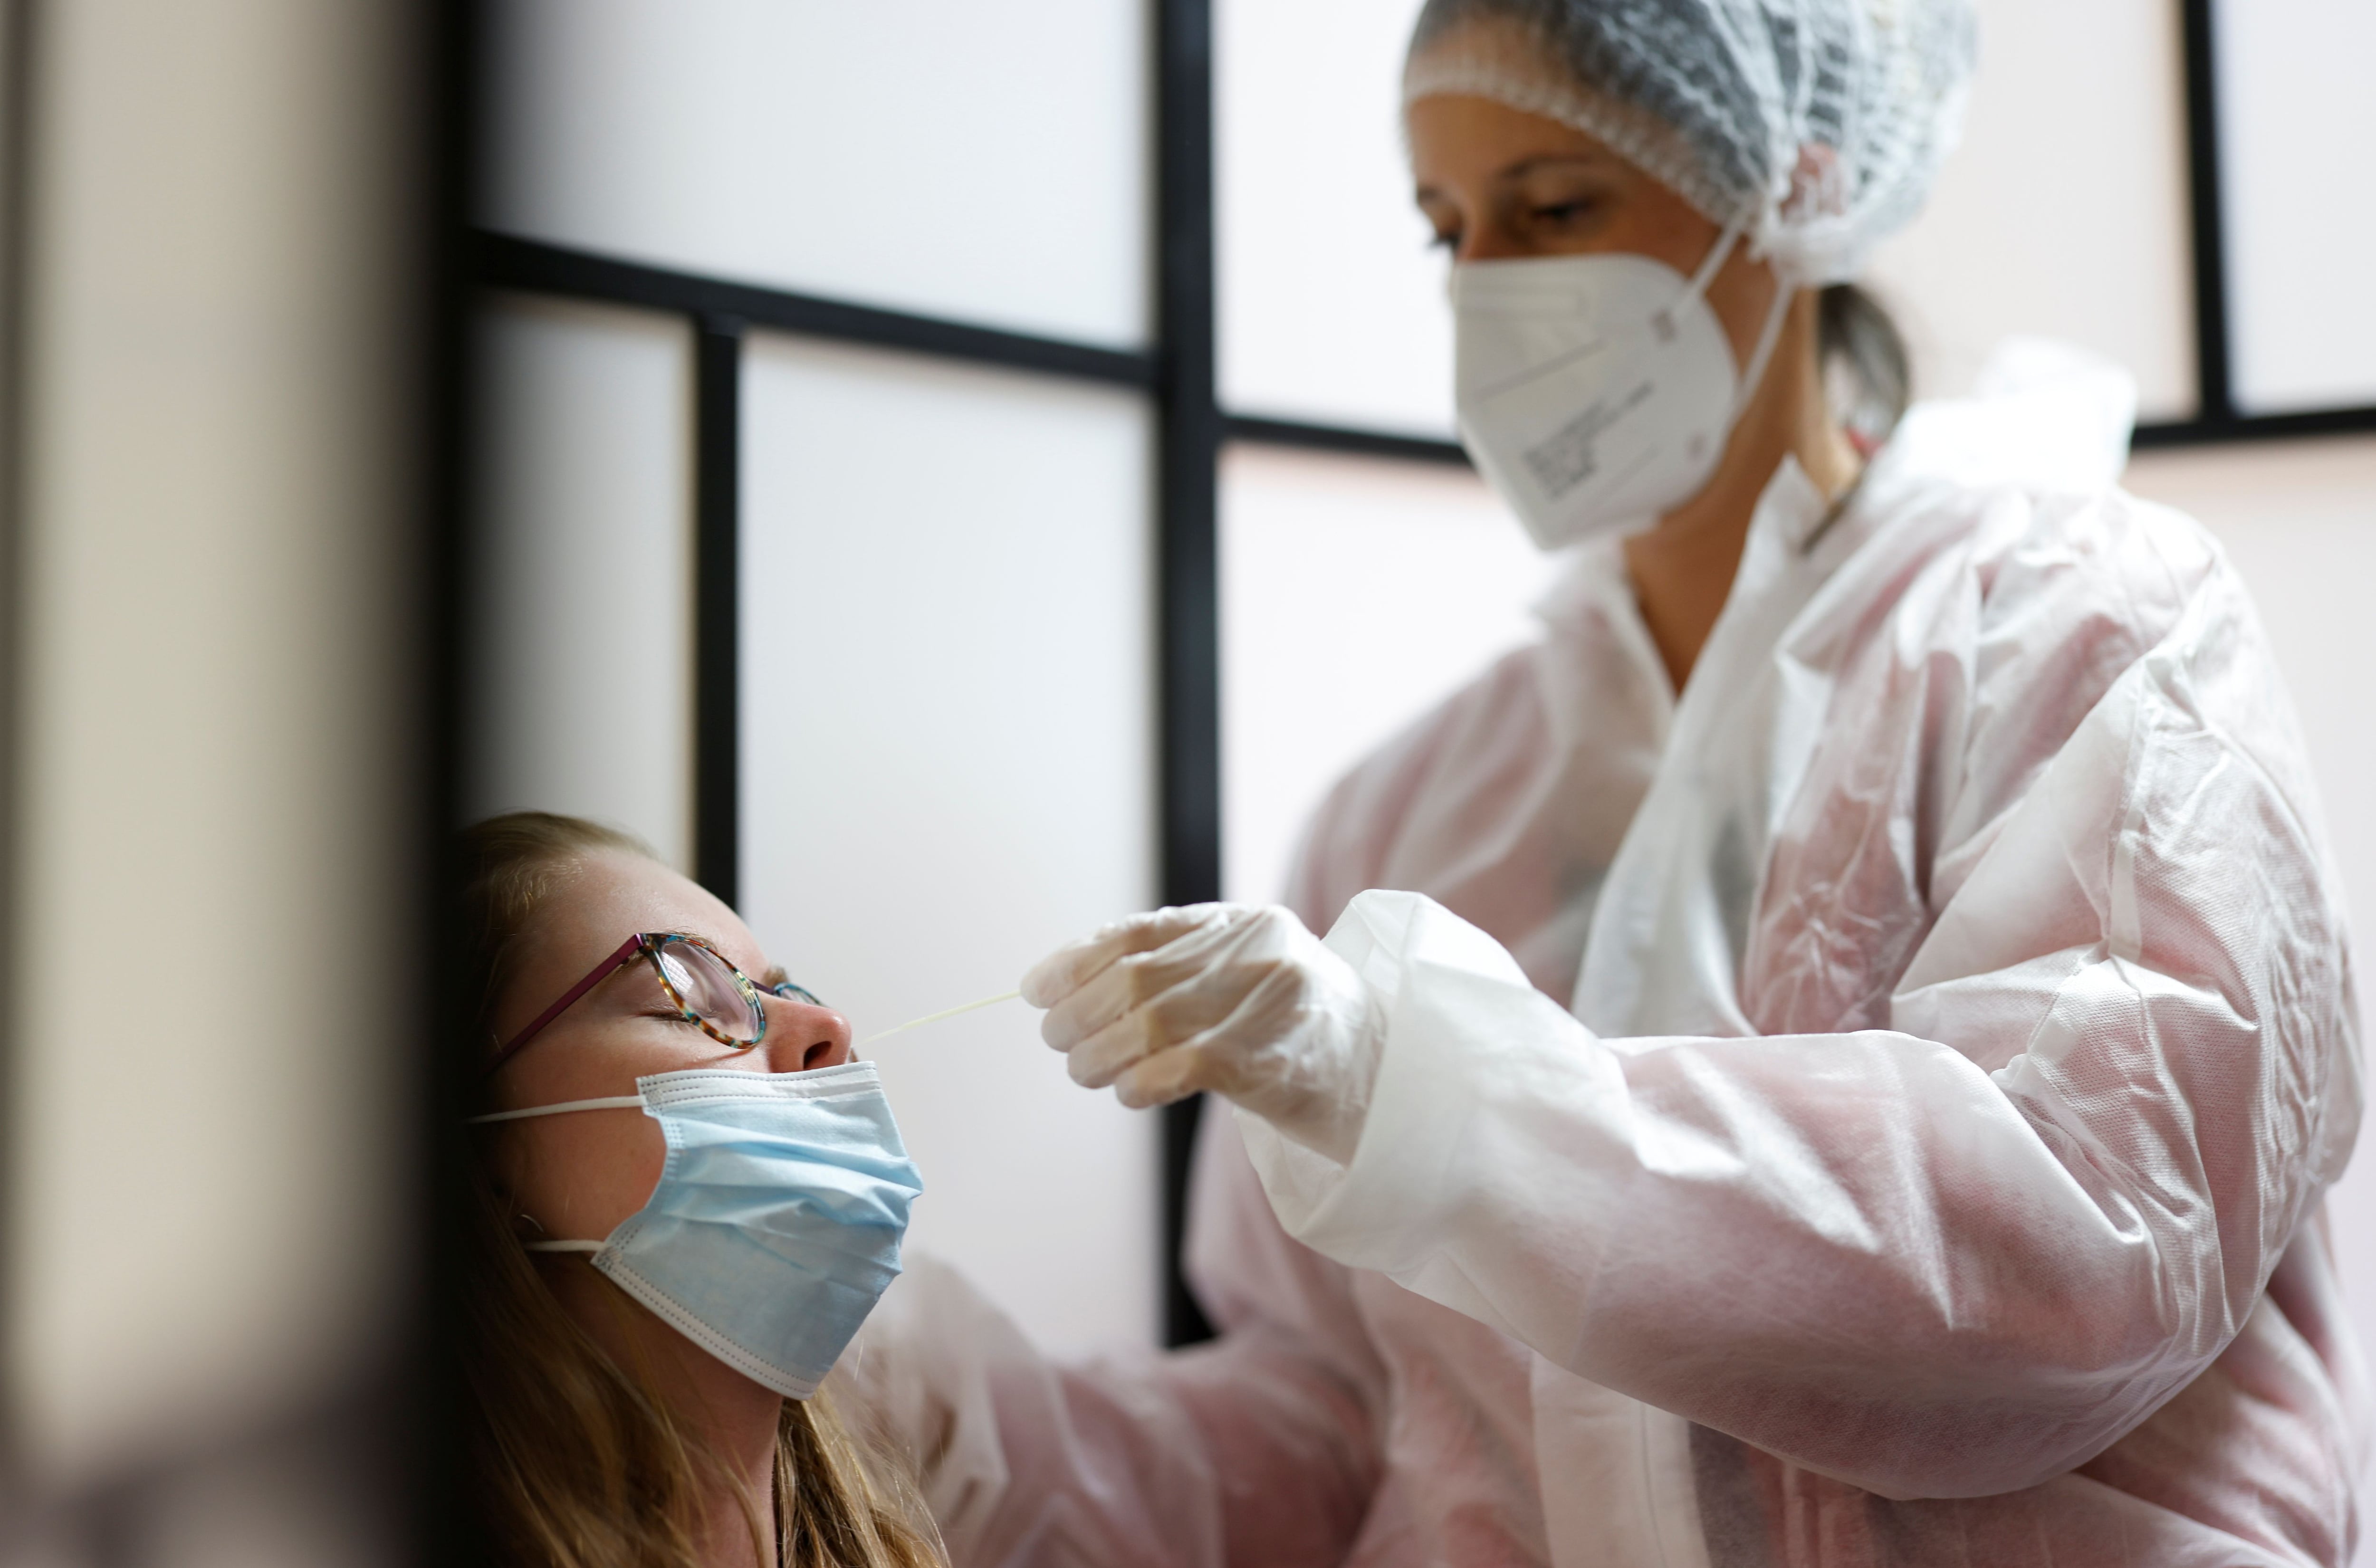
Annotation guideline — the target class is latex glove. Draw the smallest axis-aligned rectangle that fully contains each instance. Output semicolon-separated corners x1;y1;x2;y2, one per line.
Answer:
1021;903;1385;1165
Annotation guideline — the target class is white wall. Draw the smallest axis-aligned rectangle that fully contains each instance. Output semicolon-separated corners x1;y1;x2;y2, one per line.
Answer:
738;338;1160;1352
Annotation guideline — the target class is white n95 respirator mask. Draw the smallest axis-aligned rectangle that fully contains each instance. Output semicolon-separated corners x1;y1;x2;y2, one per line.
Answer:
1451;220;1788;552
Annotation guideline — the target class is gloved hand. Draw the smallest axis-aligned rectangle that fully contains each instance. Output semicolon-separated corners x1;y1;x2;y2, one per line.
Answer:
1020;903;1386;1165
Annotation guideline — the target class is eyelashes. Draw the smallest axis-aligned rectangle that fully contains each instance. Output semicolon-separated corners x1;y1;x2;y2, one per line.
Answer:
1418;201;1603;258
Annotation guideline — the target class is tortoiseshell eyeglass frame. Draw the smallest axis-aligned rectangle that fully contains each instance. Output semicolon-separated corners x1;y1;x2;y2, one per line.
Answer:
481;931;824;1082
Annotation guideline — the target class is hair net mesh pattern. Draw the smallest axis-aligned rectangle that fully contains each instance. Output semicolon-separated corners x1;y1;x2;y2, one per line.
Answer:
1406;0;1977;284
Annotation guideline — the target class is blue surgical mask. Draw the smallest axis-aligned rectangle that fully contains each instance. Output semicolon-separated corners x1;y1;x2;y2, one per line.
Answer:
472;1061;923;1398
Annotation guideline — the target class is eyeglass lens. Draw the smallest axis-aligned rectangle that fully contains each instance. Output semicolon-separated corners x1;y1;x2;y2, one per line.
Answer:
652;940;764;1044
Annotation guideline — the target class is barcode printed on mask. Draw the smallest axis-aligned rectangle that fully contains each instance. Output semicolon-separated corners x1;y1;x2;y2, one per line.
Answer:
1521;381;1652;497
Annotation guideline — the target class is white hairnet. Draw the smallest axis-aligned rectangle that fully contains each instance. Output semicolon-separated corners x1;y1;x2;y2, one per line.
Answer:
1405;0;1978;284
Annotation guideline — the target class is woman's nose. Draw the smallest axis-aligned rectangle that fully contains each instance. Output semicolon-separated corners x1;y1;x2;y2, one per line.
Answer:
765;996;853;1072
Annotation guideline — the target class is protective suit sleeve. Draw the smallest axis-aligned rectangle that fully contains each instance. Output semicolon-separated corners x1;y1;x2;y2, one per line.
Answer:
1238;566;2361;1501
831;1243;1380;1568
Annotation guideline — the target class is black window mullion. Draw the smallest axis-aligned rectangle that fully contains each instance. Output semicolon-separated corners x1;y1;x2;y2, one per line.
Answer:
474;232;1155;391
2180;0;2235;428
692;312;743;906
1155;0;1221;1350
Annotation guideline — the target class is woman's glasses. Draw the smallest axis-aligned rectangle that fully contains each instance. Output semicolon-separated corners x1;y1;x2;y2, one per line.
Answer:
483;932;823;1080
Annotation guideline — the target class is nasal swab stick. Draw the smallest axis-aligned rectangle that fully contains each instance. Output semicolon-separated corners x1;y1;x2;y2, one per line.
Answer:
861;989;1024;1047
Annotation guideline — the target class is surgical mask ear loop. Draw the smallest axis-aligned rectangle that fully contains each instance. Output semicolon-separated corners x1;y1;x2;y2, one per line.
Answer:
514;1212;604;1256
469;1094;650;1252
468;1094;646;1125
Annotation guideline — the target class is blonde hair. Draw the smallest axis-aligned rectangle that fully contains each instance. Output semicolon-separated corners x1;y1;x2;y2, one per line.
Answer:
456;811;943;1568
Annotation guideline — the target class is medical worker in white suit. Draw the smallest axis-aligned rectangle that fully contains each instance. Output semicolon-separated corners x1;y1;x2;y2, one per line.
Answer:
844;1;2369;1563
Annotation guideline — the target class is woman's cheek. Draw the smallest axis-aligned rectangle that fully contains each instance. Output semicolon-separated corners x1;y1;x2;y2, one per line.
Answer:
515;1118;664;1240
628;1129;668;1205
601;1118;671;1227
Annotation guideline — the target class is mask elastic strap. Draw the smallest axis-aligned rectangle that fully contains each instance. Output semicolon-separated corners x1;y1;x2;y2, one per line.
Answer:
469;1095;645;1258
467;1094;645;1125
1657;208;1753;338
1668;206;1795;424
1730;278;1795;421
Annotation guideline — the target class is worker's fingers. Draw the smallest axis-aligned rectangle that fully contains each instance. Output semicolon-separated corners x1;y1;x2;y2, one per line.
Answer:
1035;905;1268;1055
1061;1006;1166;1090
1019;903;1236;1011
1110;1042;1211;1109
1056;947;1285;1088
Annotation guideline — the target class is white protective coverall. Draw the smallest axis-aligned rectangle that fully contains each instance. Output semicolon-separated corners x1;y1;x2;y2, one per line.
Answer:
838;348;2369;1567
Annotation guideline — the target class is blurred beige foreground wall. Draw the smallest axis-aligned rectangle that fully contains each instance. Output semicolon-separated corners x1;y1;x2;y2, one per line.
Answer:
1;0;435;1561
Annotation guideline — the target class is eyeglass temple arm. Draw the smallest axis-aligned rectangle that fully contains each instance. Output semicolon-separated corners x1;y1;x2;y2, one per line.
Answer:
482;933;647;1082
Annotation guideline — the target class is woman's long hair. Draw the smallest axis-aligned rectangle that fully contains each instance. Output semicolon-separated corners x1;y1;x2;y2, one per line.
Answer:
455;811;942;1568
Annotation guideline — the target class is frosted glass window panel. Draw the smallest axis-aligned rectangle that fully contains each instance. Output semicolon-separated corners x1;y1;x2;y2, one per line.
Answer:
2124;436;2376;1564
468;295;694;870
483;0;1149;349
1218;0;1455;437
2215;0;2376;414
1862;0;2194;420
741;338;1159;1353
1222;447;1561;905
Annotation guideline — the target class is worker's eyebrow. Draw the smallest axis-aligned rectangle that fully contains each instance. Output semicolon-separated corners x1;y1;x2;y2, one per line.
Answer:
1416;152;1623;204
759;963;790;990
1497;153;1623;178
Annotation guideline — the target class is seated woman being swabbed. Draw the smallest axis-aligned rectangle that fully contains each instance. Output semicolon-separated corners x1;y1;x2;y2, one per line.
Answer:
456;811;944;1568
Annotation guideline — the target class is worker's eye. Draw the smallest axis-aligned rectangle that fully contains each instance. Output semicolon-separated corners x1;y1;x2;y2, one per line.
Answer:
1428;227;1462;253
1531;200;1596;226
